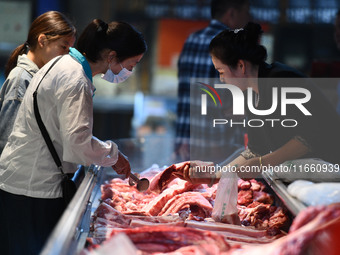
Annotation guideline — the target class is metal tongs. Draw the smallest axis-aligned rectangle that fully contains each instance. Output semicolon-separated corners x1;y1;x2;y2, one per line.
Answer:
129;172;150;192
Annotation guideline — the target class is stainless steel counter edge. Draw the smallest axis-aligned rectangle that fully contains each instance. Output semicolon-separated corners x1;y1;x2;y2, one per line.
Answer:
262;171;306;216
41;165;103;255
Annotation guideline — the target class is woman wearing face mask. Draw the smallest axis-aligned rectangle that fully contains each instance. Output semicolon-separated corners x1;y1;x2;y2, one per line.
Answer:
0;11;76;156
0;19;146;255
175;22;340;184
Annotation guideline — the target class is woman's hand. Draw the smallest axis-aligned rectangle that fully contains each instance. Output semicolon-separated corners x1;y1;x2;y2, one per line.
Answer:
112;151;131;178
236;157;262;180
235;138;310;180
173;160;216;185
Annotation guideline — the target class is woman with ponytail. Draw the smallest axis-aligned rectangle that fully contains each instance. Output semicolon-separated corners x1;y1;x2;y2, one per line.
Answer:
0;19;146;255
0;11;76;155
176;22;340;185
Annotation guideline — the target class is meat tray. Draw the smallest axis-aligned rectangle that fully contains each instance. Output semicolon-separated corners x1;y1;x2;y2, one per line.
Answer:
261;171;306;216
40;137;304;255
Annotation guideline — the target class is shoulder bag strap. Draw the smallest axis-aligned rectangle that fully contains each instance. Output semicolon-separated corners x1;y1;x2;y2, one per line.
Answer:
33;56;64;174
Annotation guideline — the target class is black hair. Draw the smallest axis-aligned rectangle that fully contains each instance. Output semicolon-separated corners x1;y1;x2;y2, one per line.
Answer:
77;19;147;63
209;22;267;68
211;0;249;20
5;11;76;77
337;9;340;16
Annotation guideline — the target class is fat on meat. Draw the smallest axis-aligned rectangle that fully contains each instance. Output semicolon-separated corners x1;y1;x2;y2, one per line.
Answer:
143;179;196;215
153;243;224;255
94;201;131;226
101;172;287;232
149;162;190;193
101;179;158;213
106;225;231;254
91;164;290;255
185;220;284;239
158;192;213;217
226;203;340;255
149;161;212;193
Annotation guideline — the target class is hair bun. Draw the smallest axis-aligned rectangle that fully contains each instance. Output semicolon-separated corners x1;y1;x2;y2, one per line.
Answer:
209;22;267;67
244;22;263;44
97;20;108;33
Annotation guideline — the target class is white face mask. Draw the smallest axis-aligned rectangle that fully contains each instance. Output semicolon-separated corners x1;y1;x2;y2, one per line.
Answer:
101;63;133;83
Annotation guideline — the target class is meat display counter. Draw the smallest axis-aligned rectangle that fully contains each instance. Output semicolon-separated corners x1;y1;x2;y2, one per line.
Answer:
41;163;102;255
40;137;306;255
41;137;182;255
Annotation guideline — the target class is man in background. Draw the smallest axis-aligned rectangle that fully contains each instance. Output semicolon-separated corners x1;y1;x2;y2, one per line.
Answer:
175;0;251;161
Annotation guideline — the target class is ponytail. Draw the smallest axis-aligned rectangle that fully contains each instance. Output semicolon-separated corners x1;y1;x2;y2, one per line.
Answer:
77;19;109;63
77;19;147;63
5;43;28;78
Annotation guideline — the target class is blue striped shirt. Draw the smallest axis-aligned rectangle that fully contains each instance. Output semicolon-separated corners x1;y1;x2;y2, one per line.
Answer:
176;20;245;161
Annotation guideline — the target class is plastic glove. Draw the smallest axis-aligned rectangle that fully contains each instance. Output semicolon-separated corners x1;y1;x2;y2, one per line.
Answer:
112;151;131;179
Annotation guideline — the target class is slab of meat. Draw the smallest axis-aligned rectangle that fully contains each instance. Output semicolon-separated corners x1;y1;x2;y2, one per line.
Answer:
152;243;226;255
185;220;278;239
252;191;274;204
237;190;253;205
158;192;213;218
92;202;187;243
94;201;131;227
143;179;196;215
236;179;282;230
238;202;289;232
99;176;210;219
129;218;186;228
237;180;273;206
94;201;184;224
226;203;340;255
128;214;184;224
238;179;265;192
101;178;157;213
238;179;252;190
106;225;231;253
86;169;294;254
149;161;213;193
100;167;287;232
289;203;340;233
149;162;190;193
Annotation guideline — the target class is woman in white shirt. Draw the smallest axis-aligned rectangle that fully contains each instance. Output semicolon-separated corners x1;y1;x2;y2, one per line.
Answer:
0;19;147;255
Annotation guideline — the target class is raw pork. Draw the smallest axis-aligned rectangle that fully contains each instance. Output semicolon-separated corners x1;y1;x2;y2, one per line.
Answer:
227;203;340;255
105;225;231;253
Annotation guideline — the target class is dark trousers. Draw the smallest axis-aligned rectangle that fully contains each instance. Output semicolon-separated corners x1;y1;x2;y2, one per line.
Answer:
0;189;64;255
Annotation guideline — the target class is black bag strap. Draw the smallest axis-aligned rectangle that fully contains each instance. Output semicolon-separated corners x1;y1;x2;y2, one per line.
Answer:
33;56;64;174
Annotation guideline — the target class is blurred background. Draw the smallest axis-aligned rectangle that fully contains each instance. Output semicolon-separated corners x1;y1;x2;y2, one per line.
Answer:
1;0;340;143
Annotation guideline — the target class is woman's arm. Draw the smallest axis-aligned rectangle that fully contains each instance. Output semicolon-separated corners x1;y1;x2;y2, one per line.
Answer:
215;155;248;180
235;138;309;179
217;137;309;180
178;155;248;185
177;137;309;183
262;137;309;166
